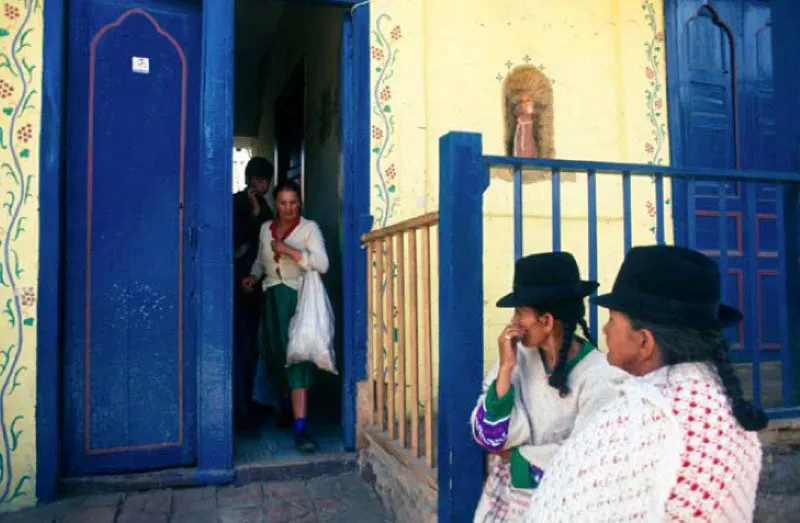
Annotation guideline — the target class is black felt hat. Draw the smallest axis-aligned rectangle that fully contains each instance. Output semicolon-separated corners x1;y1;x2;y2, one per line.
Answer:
496;252;598;308
593;245;742;328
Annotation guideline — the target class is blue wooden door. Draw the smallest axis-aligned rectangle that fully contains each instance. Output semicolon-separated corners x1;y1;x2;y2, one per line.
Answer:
674;0;782;364
62;0;201;476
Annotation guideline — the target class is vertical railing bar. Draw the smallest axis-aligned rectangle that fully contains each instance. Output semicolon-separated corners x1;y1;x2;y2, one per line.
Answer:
375;237;386;429
408;228;420;457
622;170;632;253
687;179;698;250
587;169;599;341
655;174;665;245
366;240;375;425
386;235;396;439
718;182;729;310
552;167;561;252
745;182;762;408
776;183;792;407
396;232;407;447
421;225;434;468
514;166;523;260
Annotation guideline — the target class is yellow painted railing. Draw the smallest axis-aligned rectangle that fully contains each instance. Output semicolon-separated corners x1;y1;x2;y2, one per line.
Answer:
362;212;438;468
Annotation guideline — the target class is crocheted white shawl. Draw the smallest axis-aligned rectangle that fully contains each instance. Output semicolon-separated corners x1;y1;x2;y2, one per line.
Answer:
521;362;762;522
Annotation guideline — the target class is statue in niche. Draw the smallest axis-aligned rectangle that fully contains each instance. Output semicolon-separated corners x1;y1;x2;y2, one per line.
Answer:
501;65;572;183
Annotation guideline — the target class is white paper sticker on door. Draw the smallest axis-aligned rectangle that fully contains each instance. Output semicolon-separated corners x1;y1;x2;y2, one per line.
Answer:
132;57;150;75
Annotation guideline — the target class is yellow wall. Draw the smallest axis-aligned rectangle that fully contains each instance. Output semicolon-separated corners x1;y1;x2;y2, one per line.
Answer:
0;0;42;510
370;0;673;383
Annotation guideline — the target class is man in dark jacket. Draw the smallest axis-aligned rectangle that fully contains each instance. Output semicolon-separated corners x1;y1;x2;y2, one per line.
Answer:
233;157;274;430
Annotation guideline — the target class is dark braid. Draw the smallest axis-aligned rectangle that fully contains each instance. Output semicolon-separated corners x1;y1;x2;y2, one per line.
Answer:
630;318;767;432
577;318;596;347
707;332;768;431
547;318;576;398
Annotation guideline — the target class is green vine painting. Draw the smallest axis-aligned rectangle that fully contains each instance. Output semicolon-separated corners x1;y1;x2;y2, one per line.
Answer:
642;0;671;239
371;14;401;228
0;0;39;507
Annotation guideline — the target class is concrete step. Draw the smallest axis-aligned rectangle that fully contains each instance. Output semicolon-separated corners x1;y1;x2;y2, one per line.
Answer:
60;452;357;496
3;471;391;523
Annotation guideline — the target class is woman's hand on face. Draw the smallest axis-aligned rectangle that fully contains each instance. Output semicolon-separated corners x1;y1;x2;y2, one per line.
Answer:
497;324;523;370
247;188;261;215
242;276;257;292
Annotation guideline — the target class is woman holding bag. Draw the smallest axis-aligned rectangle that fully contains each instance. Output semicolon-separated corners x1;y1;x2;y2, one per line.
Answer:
242;179;329;452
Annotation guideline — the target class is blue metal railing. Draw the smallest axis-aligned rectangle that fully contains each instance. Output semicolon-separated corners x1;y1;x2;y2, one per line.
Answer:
436;131;800;522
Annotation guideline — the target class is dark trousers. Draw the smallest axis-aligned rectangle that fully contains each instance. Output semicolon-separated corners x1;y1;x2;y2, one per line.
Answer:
233;285;261;421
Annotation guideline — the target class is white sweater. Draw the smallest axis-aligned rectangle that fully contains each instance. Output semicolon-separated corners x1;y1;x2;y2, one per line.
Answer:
471;342;627;477
250;217;329;291
522;362;762;522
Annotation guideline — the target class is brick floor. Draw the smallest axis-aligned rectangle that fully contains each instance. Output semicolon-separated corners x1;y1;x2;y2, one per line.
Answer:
0;473;392;523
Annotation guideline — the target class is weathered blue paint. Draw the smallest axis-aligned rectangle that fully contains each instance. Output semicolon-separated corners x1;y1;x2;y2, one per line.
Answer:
191;469;236;485
339;3;372;450
197;0;234;474
686;181;698;250
36;0;67;503
663;0;688;248
767;0;800;407
717;183;729;306
551;168;561;252
655;175;665;245
744;185;762;407
774;187;792;406
587;169;598;340
513;167;522;260
62;0;201;476
38;0;369;492
665;0;788;367
622;171;632;253
482;156;800;183
437;132;487;523
780;184;800;407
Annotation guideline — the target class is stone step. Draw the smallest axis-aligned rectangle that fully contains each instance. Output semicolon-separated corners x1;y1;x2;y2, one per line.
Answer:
756;495;800;523
760;445;800;495
60;452;357;496
2;471;391;523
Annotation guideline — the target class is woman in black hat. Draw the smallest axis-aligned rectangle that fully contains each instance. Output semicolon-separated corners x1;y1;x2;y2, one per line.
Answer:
520;245;766;522
472;252;624;521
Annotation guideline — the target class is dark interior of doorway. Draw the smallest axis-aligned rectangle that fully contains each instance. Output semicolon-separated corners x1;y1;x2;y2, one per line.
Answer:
233;0;347;465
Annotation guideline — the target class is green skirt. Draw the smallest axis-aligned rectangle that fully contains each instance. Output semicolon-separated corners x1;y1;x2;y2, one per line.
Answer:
259;283;315;390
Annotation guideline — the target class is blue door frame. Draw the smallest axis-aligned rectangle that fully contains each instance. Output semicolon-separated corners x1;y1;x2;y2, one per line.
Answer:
36;0;371;502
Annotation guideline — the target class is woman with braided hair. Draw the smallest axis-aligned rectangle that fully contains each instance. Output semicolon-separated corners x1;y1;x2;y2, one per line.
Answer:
521;245;766;522
472;252;626;522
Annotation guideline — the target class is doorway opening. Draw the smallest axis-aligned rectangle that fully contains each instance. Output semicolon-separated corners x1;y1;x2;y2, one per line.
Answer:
232;0;348;465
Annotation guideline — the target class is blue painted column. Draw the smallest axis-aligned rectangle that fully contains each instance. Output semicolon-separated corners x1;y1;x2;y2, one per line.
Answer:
771;0;800;407
195;0;234;479
340;4;372;451
36;0;67;502
437;132;487;522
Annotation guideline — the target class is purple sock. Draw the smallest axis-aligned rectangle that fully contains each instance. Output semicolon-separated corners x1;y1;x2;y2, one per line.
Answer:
292;417;307;436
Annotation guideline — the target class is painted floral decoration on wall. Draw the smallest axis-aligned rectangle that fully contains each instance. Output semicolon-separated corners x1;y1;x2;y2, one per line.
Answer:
642;0;671;239
0;0;40;507
371;14;401;228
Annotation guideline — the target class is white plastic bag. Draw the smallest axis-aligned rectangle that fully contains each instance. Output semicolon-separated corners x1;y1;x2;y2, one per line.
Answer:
286;271;338;374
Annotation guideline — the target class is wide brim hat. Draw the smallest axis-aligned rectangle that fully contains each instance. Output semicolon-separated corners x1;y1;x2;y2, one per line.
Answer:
593;245;743;329
496;252;598;308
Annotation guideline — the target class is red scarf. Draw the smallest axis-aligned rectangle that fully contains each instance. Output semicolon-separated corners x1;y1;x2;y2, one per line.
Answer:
270;218;301;278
